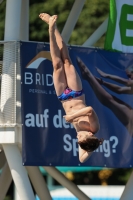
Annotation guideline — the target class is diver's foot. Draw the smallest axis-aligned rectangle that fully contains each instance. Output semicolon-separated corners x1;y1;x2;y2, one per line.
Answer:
76;57;91;80
49;15;58;32
39;13;51;24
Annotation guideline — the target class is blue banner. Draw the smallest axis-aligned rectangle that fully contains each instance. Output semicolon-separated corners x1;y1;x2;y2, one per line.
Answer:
21;41;133;167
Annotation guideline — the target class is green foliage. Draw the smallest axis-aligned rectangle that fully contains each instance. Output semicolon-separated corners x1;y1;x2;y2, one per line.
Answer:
4;196;13;200
109;169;132;185
69;0;109;45
29;0;75;42
0;0;109;47
29;0;109;46
0;0;6;40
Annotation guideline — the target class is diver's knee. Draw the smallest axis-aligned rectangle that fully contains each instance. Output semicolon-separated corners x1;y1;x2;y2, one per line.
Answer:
53;58;63;71
64;58;71;66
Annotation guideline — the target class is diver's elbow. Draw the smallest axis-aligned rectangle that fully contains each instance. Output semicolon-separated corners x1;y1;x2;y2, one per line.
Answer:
79;155;89;163
79;157;86;163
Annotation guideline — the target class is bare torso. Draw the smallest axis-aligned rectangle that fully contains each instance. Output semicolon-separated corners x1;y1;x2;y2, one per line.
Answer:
62;95;86;115
62;95;100;134
62;95;88;132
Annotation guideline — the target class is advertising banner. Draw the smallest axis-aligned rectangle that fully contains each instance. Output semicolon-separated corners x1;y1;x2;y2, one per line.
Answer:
21;41;133;167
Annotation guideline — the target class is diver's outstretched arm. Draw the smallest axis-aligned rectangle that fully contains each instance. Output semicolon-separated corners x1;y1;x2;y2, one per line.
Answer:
96;77;132;94
96;67;130;85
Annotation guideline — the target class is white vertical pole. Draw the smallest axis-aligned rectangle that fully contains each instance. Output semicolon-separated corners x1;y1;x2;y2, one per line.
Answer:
19;0;29;40
0;162;12;200
26;166;52;200
3;2;35;199
2;144;35;200
4;0;22;40
120;170;133;200
2;0;23;122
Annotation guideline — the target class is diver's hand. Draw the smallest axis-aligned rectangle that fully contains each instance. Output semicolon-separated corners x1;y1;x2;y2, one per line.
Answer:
96;67;108;78
63;115;73;123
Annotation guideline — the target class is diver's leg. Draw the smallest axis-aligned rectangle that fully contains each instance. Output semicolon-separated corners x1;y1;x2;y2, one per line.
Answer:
39;13;82;91
39;13;70;59
48;15;67;96
54;23;83;91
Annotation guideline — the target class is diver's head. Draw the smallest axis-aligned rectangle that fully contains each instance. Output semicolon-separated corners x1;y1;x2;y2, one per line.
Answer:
77;131;103;152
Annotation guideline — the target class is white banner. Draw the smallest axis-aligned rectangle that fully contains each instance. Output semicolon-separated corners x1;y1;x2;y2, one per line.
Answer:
105;0;133;52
